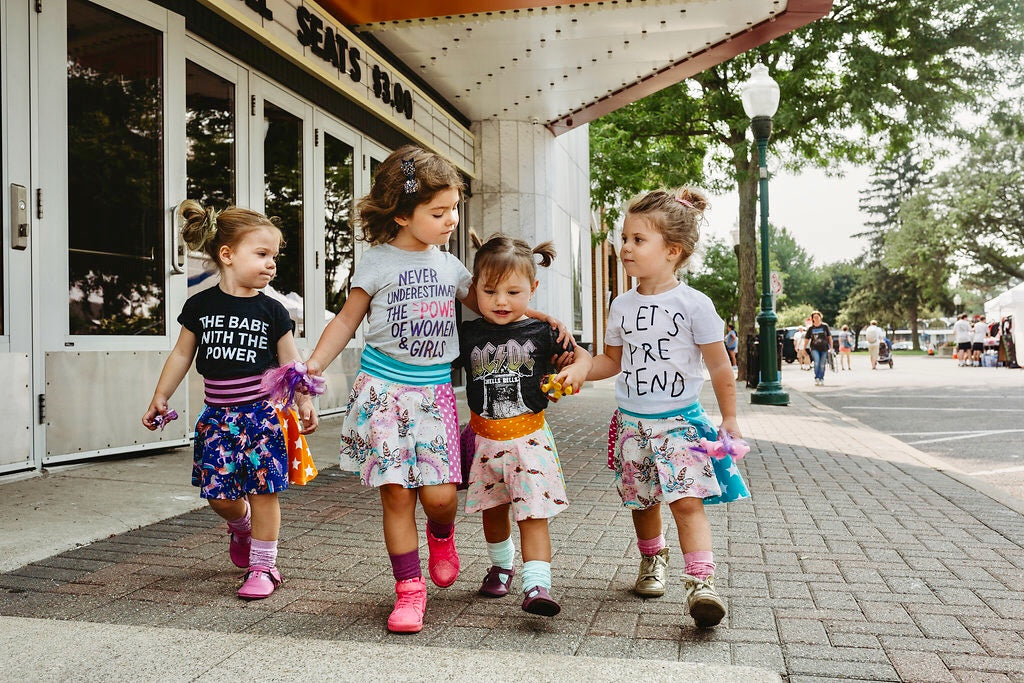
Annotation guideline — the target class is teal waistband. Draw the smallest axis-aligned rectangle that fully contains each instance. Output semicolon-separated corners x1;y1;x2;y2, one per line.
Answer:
618;401;707;421
359;345;451;386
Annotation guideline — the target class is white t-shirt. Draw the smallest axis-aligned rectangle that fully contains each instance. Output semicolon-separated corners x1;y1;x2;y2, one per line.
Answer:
953;319;972;343
972;321;987;344
604;281;724;414
863;324;882;346
351;243;472;365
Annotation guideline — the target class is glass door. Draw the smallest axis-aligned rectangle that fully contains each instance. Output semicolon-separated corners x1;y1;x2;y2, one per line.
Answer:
37;0;189;462
0;0;35;472
250;76;313;345
312;112;359;412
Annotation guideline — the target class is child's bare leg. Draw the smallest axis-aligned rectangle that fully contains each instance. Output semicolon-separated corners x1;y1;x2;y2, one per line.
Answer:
482;504;512;543
208;497;247;522
248;492;280;541
632;503;663;541
668;497;711;553
519;517;559;615
518;518;551;563
380;484;419;554
669;496;724;627
419;483;460;587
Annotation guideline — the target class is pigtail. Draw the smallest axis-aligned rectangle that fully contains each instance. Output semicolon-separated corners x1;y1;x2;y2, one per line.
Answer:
532;241;556;268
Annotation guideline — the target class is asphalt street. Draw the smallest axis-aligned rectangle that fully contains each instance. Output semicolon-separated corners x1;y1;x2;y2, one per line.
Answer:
795;353;1024;503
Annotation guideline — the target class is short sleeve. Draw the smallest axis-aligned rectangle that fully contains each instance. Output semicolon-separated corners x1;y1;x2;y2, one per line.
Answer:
271;298;293;341
448;253;473;300
350;248;382;296
691;293;725;344
604;297;625;346
177;294;200;334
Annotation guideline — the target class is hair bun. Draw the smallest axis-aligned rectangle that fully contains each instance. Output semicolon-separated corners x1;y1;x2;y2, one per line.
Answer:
677;188;708;212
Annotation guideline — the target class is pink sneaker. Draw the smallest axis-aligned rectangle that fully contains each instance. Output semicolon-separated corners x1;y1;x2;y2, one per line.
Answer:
228;531;251;568
237;565;282;600
425;525;460;587
387;577;427;633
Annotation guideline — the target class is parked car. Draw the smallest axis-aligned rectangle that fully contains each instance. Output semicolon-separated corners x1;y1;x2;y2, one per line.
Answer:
890;341;913;350
780;326;800;363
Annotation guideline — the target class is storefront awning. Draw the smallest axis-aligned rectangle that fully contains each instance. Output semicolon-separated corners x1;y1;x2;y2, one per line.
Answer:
321;1;832;134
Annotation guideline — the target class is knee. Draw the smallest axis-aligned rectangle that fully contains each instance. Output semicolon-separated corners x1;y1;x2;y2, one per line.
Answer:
419;485;457;515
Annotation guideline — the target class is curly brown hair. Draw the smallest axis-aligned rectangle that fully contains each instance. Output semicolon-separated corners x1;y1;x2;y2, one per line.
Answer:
357;145;465;246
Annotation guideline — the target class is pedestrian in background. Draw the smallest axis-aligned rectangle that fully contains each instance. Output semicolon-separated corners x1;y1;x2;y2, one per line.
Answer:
953;313;972;367
587;187;749;629
142;200;318;601
837;324;853;371
971;314;988;367
725;323;739;370
804;311;833;386
794;326;810;370
863;319;884;370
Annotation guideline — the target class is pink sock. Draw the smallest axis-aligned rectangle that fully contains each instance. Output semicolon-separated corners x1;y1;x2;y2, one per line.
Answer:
227;499;251;537
249;538;278;568
684;550;715;580
637;534;666;556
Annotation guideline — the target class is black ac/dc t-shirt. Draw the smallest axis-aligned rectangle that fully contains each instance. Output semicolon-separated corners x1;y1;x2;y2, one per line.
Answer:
178;287;293;379
459;318;574;419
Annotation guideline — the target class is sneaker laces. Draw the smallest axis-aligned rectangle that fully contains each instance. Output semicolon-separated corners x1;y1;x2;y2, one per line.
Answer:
394;582;425;612
638;552;667;581
683;574;716;596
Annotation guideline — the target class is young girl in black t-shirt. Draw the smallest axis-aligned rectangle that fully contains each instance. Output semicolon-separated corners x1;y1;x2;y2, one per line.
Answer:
142;200;317;600
459;235;592;616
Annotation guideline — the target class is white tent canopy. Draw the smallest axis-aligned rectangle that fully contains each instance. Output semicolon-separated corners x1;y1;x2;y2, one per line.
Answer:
984;281;1024;367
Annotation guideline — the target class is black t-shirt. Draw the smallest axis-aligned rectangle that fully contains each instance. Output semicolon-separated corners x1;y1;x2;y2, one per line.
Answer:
806;323;832;351
178;287;293;379
459;318;573;419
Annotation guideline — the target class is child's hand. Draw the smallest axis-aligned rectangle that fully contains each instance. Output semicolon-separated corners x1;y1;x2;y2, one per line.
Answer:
719;416;742;440
142;398;170;431
554;366;587;397
304;358;324;377
296;398;319;435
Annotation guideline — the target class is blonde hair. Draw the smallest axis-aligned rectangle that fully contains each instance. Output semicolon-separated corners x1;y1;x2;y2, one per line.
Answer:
472;233;555;288
179;200;282;269
625;187;708;268
357;145;465;245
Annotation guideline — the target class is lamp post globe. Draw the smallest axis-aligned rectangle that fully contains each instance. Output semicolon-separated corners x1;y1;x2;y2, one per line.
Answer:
953;293;962;317
743;63;789;406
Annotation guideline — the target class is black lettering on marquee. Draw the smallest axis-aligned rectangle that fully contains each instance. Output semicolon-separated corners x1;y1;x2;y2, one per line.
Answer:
244;0;272;21
294;7;409;119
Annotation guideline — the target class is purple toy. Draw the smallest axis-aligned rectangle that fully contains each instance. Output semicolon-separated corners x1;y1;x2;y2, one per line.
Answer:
153;409;178;431
260;361;326;408
692;430;751;462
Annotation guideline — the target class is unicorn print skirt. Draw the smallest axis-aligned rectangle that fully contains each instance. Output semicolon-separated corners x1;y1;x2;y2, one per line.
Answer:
340;349;460;488
609;402;749;509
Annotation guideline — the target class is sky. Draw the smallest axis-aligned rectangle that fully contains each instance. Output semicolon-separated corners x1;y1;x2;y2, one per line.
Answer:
703;165;874;267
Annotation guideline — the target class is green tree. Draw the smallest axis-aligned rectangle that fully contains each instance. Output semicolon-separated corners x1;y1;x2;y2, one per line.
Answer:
770;225;820;308
590;0;1024;381
684;238;739;324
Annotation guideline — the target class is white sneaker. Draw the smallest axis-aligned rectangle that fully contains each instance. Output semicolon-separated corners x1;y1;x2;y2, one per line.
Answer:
682;574;726;628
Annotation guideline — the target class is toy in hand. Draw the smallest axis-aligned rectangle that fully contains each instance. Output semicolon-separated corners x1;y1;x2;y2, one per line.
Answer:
153;409;178;431
540;373;574;399
693;430;750;462
260;361;326;408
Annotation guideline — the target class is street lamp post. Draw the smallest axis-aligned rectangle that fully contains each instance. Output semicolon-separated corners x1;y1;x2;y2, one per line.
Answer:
953;293;962;317
742;64;789;406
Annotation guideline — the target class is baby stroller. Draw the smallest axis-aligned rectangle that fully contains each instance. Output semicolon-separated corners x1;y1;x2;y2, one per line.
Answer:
877;340;894;368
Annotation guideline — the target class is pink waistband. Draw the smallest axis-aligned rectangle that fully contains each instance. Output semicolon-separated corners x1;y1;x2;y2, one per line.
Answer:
204;375;268;407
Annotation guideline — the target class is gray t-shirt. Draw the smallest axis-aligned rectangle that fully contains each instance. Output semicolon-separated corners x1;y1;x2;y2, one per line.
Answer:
351;243;472;365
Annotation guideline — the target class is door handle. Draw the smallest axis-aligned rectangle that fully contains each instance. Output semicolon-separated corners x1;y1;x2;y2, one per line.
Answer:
10;184;29;250
170;202;185;274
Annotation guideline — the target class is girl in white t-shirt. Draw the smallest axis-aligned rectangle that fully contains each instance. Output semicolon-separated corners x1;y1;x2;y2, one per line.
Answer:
587;187;749;629
306;146;568;634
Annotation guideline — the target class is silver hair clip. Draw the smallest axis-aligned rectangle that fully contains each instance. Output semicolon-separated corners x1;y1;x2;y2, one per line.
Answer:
400;158;418;194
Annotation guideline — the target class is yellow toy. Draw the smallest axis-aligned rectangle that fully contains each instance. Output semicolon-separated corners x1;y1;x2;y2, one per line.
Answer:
541;373;574;399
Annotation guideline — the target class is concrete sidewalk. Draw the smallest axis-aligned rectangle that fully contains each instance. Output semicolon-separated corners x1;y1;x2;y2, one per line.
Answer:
2;380;1023;682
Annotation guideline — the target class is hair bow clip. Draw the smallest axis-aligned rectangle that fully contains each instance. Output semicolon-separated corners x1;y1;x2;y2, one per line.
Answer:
153;409;179;431
400;157;419;194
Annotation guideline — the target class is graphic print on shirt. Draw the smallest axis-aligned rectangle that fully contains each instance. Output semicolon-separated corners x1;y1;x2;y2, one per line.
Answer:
469;339;537;418
198;314;272;364
619;304;687;399
385;267;457;359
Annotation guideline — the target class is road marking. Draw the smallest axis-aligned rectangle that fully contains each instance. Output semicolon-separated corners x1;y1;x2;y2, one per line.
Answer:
892;430;989;436
970;464;1024;476
907;429;1024;445
842;406;1022;412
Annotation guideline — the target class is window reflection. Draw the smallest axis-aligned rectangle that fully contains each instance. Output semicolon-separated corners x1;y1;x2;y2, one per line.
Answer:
67;0;164;335
323;134;354;314
185;60;235;297
263;101;304;337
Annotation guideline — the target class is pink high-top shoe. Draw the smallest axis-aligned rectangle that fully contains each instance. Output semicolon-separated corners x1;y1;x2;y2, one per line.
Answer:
387;577;427;633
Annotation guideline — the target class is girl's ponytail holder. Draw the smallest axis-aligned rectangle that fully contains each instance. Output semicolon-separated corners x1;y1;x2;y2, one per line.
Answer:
674;196;695;209
260;361;326;408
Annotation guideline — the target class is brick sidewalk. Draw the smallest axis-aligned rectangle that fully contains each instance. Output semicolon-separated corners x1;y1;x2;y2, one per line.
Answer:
2;383;1023;681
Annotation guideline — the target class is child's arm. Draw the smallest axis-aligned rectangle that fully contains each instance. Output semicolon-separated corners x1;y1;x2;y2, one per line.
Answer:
306;288;371;375
552;345;593;395
142;328;198;430
277;331;319;434
700;341;741;439
586;344;623;381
